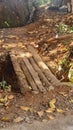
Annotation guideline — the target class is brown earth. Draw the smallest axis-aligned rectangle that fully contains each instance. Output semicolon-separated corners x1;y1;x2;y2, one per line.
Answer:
0;7;73;128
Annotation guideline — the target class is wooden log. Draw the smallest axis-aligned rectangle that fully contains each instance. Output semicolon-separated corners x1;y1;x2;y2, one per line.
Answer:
20;59;39;92
10;51;30;94
27;54;52;90
46;34;73;43
27;45;61;87
22;56;46;92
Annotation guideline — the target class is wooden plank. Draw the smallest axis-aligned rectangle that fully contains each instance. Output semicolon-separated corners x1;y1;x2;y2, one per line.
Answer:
22;56;46;92
27;55;52;90
10;52;30;94
20;60;38;92
27;45;61;87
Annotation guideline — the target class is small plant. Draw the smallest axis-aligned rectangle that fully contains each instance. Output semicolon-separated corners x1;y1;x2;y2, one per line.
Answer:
56;23;68;34
58;57;69;72
0;78;11;91
59;57;67;67
4;21;10;27
69;26;73;33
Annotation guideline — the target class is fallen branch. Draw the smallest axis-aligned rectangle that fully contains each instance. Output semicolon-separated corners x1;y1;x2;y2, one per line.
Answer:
46;34;73;43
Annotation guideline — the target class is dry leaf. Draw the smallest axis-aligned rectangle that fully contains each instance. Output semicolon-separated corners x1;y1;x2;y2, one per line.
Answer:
59;92;67;97
17;43;24;48
1;117;10;122
14;117;24;123
49;99;56;109
45;108;54;113
20;106;30;111
0;95;8;103
5;106;9;110
56;109;64;113
47;115;55;120
37;111;44;118
69;99;73;103
5;101;10;107
0;103;3;106
8;95;14;100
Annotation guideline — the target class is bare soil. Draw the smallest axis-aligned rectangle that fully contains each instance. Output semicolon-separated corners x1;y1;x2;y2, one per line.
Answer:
0;6;73;128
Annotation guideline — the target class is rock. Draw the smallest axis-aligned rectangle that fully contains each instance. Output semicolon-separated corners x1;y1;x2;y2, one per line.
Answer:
49;0;72;13
0;0;36;28
25;117;31;123
59;5;68;13
50;0;62;7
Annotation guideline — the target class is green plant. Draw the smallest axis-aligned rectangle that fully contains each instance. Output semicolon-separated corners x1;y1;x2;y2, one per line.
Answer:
0;78;11;91
69;26;73;33
4;21;10;27
56;23;68;34
68;64;73;83
58;57;69;72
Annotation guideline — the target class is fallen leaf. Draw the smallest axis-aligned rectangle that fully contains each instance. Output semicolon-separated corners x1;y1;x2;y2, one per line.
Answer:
47;115;55;120
0;103;3;106
45;108;55;113
20;106;30;111
59;92;67;97
5;106;9;110
37;111;44;118
5;101;10;107
56;109;65;113
1;117;10;122
8;95;14;100
69;99;73;103
49;99;56;109
0;95;8;103
14;117;24;123
17;43;24;48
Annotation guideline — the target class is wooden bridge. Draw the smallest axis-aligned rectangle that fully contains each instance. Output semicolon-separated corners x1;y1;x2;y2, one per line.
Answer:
9;45;62;94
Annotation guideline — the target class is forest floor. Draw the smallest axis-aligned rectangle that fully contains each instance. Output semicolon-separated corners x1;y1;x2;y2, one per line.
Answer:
0;6;73;128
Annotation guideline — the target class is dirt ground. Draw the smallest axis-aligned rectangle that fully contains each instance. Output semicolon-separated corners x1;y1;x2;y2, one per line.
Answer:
0;6;73;128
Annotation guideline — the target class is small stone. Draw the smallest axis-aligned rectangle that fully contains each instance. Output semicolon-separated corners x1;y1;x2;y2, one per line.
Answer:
25;117;30;123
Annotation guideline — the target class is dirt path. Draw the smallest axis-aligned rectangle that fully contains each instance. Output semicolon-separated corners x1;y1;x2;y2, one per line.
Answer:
1;115;73;130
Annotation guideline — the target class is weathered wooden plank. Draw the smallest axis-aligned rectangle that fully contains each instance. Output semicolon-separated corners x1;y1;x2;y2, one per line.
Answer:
27;45;60;87
20;59;39;92
27;55;52;90
22;56;46;92
10;52;30;94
